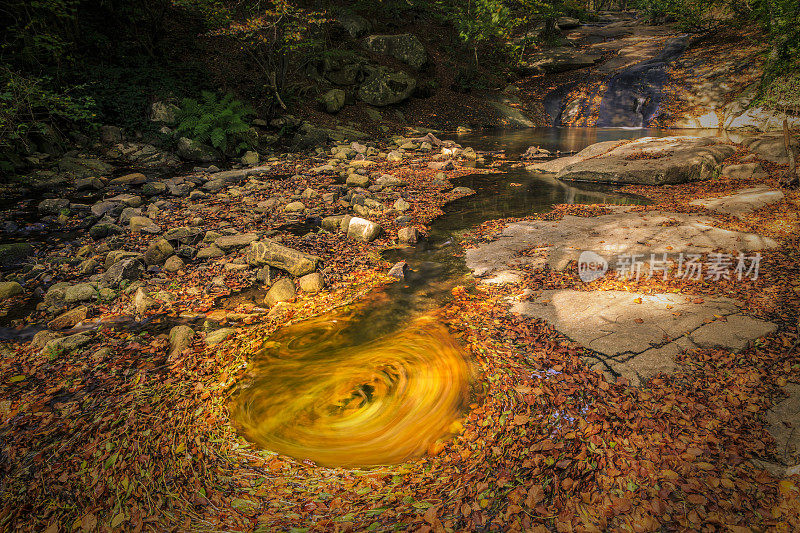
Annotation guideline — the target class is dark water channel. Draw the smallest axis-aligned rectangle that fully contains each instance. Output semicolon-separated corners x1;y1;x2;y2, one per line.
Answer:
230;127;661;468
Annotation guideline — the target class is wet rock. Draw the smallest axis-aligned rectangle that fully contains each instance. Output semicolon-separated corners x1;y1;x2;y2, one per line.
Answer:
298;272;324;293
347;217;381;242
519;47;599;75
109;193;142;207
76;177;105;190
398;226;420;244
163;255;185;272
144;238;174;265
48;305;88;330
265;278;296;306
168;325;195;361
106;142;180;168
31;330;62;350
102;258;143;287
38;198;69;216
0;281;23;300
555;136;737;185
451;187;475;195
247;240;319;276
134;287;159;315
388;261;409;280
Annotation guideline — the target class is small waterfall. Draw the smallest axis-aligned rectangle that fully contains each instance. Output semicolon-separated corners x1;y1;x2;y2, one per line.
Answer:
546;36;690;128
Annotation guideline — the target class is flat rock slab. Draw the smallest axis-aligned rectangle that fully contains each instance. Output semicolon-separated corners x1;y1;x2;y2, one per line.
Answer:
512;289;776;386
539;136;736;185
689;187;784;215
753;384;800;477
466;209;779;277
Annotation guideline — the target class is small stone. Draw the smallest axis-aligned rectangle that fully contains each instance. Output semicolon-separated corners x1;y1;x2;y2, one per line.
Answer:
205;328;235;346
141;182;167;196
215;233;258;251
64;283;96;304
163;255;185;272
168;325;195;361
196;244;225;260
284;201;306;213
102;258;143;287
144;238;175;265
398;226;420;244
133;287;159;315
347;217;381;242
346;174;370;188
265;278;296;306
393;198;411;212
31;330;62;350
110;173;146;187
388;261;409;280
241;150;259;166
298;273;324;293
0;281;23;300
256;266;271;284
78;258;98;275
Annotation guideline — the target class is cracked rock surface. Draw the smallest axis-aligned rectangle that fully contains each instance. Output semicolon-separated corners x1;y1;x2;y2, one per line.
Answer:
512;289;777;387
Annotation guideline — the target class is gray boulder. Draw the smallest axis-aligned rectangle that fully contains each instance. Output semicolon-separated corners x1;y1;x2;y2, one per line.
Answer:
556;136;737;185
102;258;143;287
347;217;381;242
0;281;23;300
246;240;319;276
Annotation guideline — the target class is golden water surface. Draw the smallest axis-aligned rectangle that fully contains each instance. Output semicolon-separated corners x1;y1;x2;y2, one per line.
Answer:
230;304;472;468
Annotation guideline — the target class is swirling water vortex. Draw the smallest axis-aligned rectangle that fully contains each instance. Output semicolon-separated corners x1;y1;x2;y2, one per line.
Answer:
230;309;473;468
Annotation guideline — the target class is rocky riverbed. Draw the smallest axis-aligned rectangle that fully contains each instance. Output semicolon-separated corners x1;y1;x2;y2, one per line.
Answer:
3;125;800;531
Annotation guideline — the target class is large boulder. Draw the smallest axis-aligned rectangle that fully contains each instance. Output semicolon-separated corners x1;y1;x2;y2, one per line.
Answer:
265;278;296;306
358;67;416;106
555;136;737;185
176;137;221;162
742;133;799;165
363;34;427;69
246;240;319;276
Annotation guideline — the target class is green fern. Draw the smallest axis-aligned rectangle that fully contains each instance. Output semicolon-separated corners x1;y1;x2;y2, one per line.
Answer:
175;91;254;155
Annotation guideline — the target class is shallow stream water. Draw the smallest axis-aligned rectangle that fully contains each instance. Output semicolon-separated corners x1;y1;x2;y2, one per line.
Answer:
230;127;708;467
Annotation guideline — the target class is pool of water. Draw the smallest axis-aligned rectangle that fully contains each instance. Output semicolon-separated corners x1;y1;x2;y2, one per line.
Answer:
229;128;679;468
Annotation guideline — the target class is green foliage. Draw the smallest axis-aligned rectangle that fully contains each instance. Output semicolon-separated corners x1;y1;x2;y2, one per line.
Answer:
0;69;96;154
759;73;800;113
175;91;254;155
